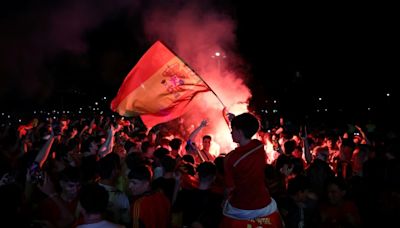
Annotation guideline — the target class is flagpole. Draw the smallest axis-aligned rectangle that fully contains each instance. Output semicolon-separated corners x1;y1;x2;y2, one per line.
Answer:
191;71;226;108
159;41;227;109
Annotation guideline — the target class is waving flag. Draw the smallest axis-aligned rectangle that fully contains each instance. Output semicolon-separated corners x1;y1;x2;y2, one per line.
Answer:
111;41;211;128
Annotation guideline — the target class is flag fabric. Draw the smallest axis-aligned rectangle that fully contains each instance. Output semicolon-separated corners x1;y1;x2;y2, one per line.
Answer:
111;41;211;128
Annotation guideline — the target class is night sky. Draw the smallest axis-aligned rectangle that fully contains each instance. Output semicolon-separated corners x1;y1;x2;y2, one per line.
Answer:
1;1;398;124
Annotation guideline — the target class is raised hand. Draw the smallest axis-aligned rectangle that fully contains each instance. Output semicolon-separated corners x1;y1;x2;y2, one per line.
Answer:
222;107;235;122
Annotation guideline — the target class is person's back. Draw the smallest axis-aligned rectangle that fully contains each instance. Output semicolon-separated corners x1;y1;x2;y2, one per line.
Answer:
169;138;183;159
221;112;283;228
173;162;223;227
97;153;130;226
274;139;296;172
306;146;335;197
131;191;170;228
128;165;170;228
151;154;177;203
225;139;270;209
77;183;124;228
278;175;318;228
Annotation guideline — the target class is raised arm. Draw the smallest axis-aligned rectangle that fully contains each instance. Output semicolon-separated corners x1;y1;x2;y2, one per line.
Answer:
98;124;117;158
188;119;208;141
35;130;55;168
302;125;312;164
87;118;96;135
355;125;370;145
222;107;235;129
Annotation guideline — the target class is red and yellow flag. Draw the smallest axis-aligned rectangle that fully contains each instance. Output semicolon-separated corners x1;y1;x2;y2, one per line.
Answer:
111;41;210;128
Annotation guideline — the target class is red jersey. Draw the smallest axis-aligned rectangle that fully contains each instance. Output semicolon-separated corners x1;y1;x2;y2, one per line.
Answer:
37;196;80;228
319;200;361;227
224;139;271;210
131;191;171;228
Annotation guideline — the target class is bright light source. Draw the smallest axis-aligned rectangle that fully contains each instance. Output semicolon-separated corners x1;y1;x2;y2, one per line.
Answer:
215;52;221;57
103;96;107;100
95;102;98;105
325;109;328;112
317;109;320;112
368;107;371;111
273;100;277;103
318;97;322;101
387;93;390;97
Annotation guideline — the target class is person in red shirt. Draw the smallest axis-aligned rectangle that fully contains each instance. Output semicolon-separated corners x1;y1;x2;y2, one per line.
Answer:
221;112;284;228
319;177;361;227
36;166;82;228
128;165;171;228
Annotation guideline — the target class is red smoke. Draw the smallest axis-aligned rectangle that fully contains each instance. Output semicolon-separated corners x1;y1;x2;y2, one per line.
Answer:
143;1;252;153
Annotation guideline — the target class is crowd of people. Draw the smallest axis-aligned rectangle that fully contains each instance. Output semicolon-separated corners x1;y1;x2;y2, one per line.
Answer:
0;108;399;227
